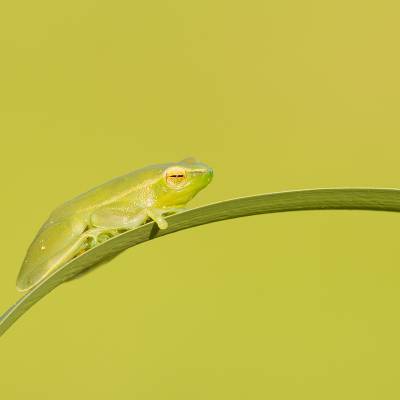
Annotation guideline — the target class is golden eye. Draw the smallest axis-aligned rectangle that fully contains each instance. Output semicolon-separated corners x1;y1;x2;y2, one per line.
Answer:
165;168;187;188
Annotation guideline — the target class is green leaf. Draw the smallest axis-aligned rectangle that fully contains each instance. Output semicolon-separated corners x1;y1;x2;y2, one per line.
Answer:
2;187;400;337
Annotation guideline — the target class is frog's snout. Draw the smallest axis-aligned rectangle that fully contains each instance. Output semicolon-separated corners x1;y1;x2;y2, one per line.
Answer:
187;162;213;187
206;166;213;183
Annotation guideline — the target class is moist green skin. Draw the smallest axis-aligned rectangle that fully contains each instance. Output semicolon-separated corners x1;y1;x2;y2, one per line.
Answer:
16;159;213;292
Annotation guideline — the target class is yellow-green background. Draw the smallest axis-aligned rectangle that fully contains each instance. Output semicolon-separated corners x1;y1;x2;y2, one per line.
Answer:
1;1;400;399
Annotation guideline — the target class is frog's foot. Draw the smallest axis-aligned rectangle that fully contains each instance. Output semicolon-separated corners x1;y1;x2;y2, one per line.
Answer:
82;227;116;250
145;207;187;230
146;209;168;230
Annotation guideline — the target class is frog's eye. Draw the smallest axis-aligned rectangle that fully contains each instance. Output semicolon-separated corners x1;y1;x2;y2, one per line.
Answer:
164;168;187;189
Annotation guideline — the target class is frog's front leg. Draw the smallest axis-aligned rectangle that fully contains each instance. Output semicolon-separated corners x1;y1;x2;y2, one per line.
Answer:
145;206;187;229
145;209;168;230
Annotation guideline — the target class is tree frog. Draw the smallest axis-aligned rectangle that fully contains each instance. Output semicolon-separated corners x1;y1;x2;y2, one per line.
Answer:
16;158;213;292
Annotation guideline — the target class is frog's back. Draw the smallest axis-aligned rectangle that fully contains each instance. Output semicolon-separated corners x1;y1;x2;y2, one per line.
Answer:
49;164;165;221
17;164;166;291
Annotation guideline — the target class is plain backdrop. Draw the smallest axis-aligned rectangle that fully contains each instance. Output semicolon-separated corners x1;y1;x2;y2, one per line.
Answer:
1;1;400;399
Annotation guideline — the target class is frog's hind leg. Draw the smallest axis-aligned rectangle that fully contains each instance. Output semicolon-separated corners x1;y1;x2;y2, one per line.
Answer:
17;218;91;292
71;210;151;281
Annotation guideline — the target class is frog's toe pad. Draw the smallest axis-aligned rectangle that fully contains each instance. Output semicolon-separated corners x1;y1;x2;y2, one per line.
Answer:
157;220;168;230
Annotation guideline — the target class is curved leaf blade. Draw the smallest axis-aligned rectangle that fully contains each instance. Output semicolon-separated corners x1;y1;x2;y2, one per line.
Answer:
2;187;400;337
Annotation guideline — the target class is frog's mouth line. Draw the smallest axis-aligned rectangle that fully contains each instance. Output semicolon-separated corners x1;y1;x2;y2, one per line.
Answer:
191;168;210;175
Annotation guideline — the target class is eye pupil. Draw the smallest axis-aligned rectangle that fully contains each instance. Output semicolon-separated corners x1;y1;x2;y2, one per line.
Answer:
165;169;187;188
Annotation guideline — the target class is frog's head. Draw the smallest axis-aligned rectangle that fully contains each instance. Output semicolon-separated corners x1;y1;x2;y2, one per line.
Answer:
155;158;213;207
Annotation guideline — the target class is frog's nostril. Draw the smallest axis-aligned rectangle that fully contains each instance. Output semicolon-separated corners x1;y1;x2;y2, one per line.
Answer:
206;167;214;182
